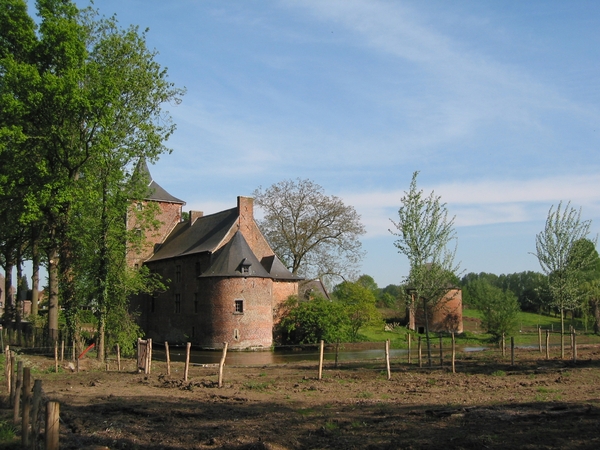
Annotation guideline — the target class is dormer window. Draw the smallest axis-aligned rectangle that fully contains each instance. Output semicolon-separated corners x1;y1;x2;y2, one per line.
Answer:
239;258;251;275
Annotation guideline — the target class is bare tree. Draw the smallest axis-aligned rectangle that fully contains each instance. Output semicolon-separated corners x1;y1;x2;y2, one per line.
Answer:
533;202;597;358
253;178;365;286
390;171;460;366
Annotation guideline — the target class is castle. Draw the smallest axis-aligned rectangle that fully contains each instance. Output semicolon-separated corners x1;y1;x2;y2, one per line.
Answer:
129;161;300;349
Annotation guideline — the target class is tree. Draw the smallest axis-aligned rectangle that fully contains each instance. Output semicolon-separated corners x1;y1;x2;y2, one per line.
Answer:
332;280;381;341
278;295;350;345
253;179;366;286
465;279;520;340
533;202;597;358
390;171;460;366
0;0;183;344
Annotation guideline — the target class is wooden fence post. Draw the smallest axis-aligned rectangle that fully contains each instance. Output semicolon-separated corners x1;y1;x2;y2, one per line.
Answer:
451;332;456;374
218;342;228;388
510;337;515;366
184;342;191;381
385;340;391;380
165;342;171;376
545;330;550;360
10;353;16;407
54;341;59;373
21;367;31;447
116;344;121;371
407;334;411;364
60;340;64;362
418;336;422;368
146;339;153;375
439;334;443;368
4;346;11;398
13;361;23;425
318;340;324;380
31;379;42;450
538;326;542;353
572;330;577;362
501;333;506;357
45;402;60;450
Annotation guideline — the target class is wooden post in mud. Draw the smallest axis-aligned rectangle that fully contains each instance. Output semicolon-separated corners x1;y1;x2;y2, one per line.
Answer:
318;340;325;380
501;333;506;357
439;334;443;368
116;344;121;371
146;339;153;375
418;337;422;368
510;337;515;366
32;379;42;448
45;401;60;450
407;334;411;364
545;330;550;360
184;342;191;381
10;353;16;407
165;342;171;376
451;332;456;374
21;367;31;447
13;361;23;425
4;346;11;398
538;327;542;353
218;342;228;388
385;340;391;380
54;341;58;373
60;340;64;362
72;340;75;361
572;330;577;362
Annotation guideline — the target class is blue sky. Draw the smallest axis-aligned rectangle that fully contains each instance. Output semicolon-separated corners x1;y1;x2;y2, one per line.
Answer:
65;0;600;287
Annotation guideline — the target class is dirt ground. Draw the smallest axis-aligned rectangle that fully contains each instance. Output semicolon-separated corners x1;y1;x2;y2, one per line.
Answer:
3;345;600;450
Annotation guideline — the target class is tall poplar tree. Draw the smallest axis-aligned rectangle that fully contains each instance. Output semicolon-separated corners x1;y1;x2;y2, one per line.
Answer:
390;171;460;366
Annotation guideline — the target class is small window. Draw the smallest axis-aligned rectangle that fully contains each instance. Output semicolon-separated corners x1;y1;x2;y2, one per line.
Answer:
175;294;181;314
176;265;182;282
134;263;139;271
239;258;251;275
234;299;244;314
234;329;240;340
136;202;143;211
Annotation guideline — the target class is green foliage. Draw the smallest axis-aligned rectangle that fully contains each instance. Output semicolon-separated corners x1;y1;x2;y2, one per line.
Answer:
332;280;381;341
390;171;460;363
466;279;520;340
278;295;351;344
0;420;17;443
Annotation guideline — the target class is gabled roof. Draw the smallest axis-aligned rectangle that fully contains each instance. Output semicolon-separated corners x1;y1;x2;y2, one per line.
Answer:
200;231;272;278
261;255;302;280
148;208;238;262
136;159;185;204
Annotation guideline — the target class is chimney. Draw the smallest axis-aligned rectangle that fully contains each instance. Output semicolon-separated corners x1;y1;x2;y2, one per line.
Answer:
237;196;254;230
189;210;203;225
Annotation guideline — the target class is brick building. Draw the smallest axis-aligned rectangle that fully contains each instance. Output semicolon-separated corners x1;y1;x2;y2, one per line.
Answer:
407;288;463;334
130;162;300;349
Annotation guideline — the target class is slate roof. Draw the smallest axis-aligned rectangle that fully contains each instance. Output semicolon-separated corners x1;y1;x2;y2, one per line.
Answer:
148;208;238;262
199;231;272;278
137;159;185;204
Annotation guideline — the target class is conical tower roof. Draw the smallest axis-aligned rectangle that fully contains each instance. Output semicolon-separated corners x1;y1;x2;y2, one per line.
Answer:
136;159;185;204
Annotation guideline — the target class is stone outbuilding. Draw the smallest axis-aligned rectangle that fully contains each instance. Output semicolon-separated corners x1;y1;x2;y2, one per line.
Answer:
129;162;301;349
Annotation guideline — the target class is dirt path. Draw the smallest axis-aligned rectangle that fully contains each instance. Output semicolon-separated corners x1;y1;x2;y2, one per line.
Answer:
4;346;600;449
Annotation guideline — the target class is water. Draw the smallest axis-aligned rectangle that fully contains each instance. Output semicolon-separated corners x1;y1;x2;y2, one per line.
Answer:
151;342;408;366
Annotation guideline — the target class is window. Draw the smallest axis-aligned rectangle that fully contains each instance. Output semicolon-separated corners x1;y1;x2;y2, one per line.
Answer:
175;294;181;314
136;202;143;211
233;329;240;340
176;265;182;282
234;299;244;314
239;258;251;275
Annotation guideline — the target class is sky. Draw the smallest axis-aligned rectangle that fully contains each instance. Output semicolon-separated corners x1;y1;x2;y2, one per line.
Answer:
54;0;600;287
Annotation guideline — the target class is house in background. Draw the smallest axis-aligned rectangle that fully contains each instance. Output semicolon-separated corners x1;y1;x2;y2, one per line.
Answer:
129;163;301;349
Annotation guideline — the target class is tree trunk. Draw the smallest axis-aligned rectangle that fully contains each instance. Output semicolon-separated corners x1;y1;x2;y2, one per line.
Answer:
47;247;60;342
591;299;600;334
560;308;565;360
31;236;40;318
